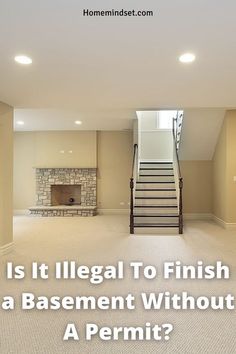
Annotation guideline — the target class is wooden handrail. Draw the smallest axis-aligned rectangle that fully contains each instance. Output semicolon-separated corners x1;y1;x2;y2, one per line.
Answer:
130;144;138;234
172;127;182;178
172;115;183;234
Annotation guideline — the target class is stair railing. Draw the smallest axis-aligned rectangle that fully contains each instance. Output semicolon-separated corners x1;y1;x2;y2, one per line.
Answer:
172;116;183;234
130;144;138;234
174;111;184;150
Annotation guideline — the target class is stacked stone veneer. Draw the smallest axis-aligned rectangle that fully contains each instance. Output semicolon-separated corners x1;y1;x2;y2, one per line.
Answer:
33;168;97;217
30;206;96;217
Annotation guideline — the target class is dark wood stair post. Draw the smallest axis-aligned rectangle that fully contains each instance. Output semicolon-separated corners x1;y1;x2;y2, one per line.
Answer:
179;177;183;234
130;177;134;234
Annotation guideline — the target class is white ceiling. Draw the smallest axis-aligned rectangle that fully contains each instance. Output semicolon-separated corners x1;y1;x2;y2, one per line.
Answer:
13;109;135;131
1;1;236;130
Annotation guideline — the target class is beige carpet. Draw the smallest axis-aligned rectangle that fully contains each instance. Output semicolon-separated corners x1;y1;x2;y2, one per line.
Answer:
0;215;236;353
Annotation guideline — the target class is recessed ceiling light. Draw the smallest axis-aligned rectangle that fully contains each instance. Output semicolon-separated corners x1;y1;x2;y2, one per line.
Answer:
75;120;82;125
179;53;196;63
16;121;25;125
14;55;32;65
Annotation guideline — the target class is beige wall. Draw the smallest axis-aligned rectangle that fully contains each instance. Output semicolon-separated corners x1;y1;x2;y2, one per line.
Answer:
213;110;236;224
15;129;227;216
97;131;132;210
180;161;213;214
0;102;13;247
14;133;36;210
180;110;236;218
212;118;227;221
14;130;133;211
14;131;97;209
226;111;236;223
34;131;97;168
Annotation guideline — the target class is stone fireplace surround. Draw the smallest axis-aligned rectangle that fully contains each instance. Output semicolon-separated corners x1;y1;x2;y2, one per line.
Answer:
29;168;97;217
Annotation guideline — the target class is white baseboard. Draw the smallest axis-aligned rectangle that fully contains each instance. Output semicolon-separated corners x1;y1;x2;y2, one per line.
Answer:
97;211;213;219
212;215;236;230
225;223;236;230
12;209;236;229
97;209;129;215
212;215;225;228
14;209;29;216
183;213;213;221
0;242;13;255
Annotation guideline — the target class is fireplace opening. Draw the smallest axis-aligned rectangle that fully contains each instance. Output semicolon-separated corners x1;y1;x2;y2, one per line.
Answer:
51;185;81;206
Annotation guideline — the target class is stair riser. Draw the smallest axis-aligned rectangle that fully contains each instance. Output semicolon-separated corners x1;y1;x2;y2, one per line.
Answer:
134;216;179;223
135;199;177;206
135;190;176;197
140;163;173;169
134;208;178;214
134;228;179;235
140;170;174;176
136;183;175;189
138;176;175;182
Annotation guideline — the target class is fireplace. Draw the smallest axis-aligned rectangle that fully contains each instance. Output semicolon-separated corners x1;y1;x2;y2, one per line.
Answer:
30;168;97;215
51;185;81;206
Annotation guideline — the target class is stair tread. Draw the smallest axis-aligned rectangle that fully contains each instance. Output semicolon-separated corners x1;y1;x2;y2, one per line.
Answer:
134;214;179;217
136;188;176;191
139;174;174;177
140;162;173;164
135;196;177;199
140;168;173;170
137;181;175;184
135;205;178;208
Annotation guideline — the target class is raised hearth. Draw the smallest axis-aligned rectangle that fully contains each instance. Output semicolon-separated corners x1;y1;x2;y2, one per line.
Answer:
29;205;96;217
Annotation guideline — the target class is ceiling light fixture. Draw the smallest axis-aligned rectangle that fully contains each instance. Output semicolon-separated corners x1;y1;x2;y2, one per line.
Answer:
14;55;32;65
179;53;196;63
16;121;25;125
75;120;82;125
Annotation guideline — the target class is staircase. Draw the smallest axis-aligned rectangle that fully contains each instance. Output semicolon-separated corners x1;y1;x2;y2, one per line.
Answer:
133;161;179;234
130;111;184;235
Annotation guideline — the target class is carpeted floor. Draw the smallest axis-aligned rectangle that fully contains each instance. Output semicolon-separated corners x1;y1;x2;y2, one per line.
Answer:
0;215;236;353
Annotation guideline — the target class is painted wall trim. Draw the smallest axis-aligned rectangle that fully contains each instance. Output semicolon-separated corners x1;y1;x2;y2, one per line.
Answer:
0;242;14;255
212;215;236;230
14;209;29;215
183;213;213;220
